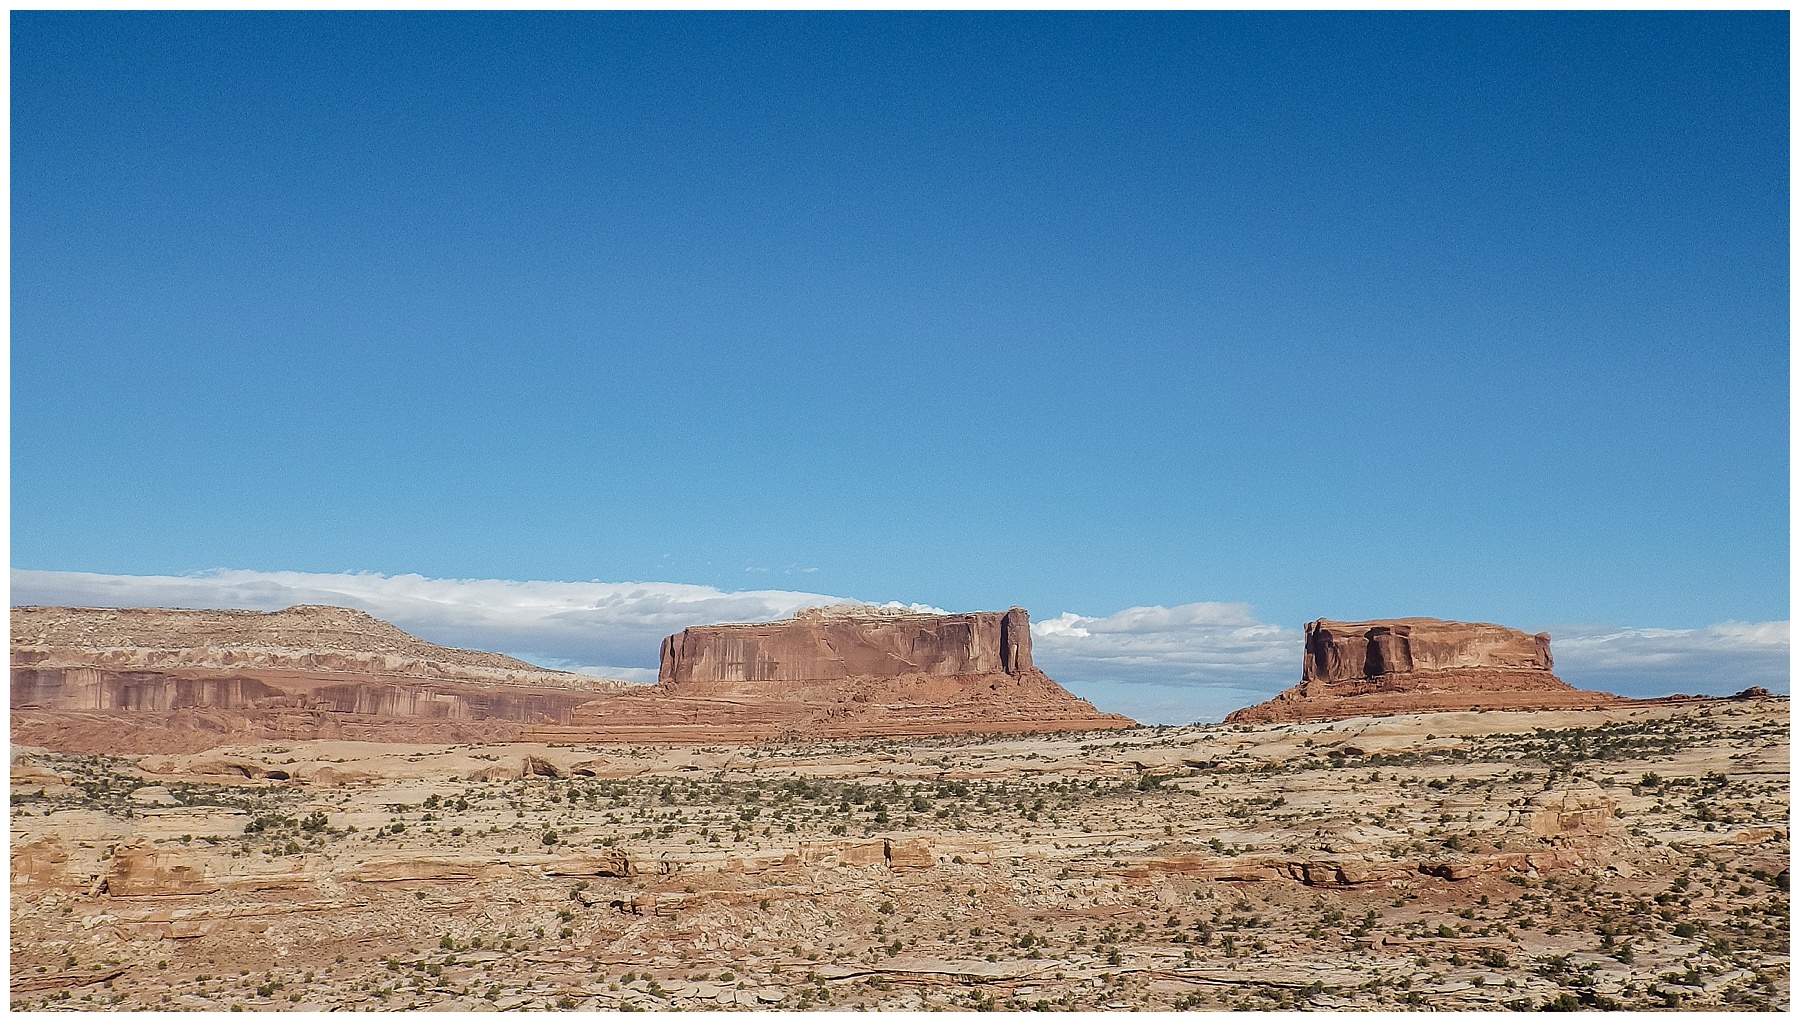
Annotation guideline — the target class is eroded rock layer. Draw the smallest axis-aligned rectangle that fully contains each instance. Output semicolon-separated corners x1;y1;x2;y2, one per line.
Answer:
536;606;1132;742
1227;617;1625;724
12;605;1133;752
10;700;1788;1011
11;606;636;754
13;605;619;690
659;606;1034;689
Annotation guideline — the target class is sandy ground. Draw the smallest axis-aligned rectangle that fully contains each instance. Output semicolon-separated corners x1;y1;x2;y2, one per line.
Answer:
10;699;1789;1011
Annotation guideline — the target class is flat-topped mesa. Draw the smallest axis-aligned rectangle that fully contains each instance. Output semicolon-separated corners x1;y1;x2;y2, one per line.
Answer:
535;606;1136;742
1302;617;1556;686
1228;617;1624;725
13;603;1135;752
659;605;1033;691
11;605;634;754
13;604;622;691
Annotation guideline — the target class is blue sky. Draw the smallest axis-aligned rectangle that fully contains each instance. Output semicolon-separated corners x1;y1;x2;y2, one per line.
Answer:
12;14;1789;722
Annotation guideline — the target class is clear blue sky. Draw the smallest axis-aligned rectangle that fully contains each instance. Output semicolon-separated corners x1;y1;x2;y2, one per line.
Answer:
13;12;1789;635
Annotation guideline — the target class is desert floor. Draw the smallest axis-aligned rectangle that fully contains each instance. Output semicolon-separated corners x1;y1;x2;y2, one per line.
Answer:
10;699;1789;1011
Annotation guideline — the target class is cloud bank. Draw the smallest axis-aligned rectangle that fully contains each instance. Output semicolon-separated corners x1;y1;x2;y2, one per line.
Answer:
9;568;933;684
1544;620;1791;698
10;569;1787;723
1029;603;1302;724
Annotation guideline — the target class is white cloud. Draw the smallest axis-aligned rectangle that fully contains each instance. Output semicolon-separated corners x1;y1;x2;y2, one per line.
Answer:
10;569;1786;723
1032;603;1790;720
1031;603;1300;681
9;568;865;677
1027;603;1303;724
1543;620;1790;697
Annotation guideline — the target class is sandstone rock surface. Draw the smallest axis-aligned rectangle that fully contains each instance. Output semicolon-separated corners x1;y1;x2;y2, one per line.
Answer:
10;699;1787;1011
12;605;636;753
13;604;1132;752
535;605;1134;743
659;605;1035;688
1227;618;1626;724
14;604;622;690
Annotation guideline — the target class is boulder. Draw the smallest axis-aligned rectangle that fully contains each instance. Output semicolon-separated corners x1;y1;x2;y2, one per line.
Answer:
1521;785;1617;838
1279;856;1414;887
543;849;633;878
107;844;221;897
886;839;937;871
799;839;886;868
14;603;1133;752
1419;849;1581;879
794;838;937;870
12;837;70;886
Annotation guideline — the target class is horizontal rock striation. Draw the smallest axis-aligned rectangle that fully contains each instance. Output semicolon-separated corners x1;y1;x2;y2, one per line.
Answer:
11;605;632;754
1227;617;1626;724
13;604;1133;752
659;605;1035;690
13;604;622;691
1302;617;1556;684
532;606;1134;742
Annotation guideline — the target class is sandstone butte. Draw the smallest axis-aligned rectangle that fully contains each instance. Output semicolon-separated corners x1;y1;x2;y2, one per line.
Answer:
528;605;1135;744
11;604;1134;754
1224;616;1747;725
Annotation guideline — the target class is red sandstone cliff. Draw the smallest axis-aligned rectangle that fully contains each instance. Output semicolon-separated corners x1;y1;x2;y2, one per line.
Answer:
531;606;1135;743
12;604;1133;752
1226;618;1625;724
12;605;623;691
11;605;629;753
659;606;1034;690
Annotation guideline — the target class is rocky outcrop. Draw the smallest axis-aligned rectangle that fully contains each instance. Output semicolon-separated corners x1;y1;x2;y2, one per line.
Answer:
10;666;617;755
1516;783;1618;839
532;606;1134;743
11;605;631;753
107;843;223;897
13;604;623;691
1227;618;1626;724
13;604;1133;752
1301;618;1555;683
795;837;939;870
660;606;1034;689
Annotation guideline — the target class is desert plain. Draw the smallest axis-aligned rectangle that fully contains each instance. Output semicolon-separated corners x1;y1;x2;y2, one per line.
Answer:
11;698;1789;1011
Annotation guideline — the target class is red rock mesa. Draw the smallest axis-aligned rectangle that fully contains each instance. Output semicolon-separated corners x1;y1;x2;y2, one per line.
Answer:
660;605;1036;690
1225;617;1626;724
11;604;1134;752
534;605;1136;742
11;605;627;753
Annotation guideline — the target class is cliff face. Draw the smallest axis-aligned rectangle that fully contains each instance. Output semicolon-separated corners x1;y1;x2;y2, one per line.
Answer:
1303;618;1553;684
12;604;1134;753
12;666;600;721
12;605;618;691
531;606;1133;743
659;607;1033;690
1228;618;1623;724
11;605;630;754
